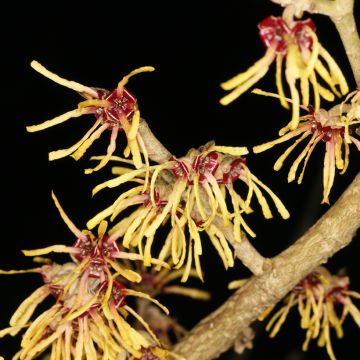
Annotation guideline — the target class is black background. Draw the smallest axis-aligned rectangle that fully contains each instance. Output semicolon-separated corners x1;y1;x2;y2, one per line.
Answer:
1;0;359;359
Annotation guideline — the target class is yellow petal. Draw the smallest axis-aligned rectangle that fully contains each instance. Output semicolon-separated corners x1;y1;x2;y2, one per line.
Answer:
64;294;99;322
123;207;151;248
117;66;155;90
107;259;142;283
92;167;148;196
297;135;322;184
145;182;183;238
0;325;26;338
287;133;316;183
220;49;275;91
71;122;108;161
228;278;248;290
125;305;160;346
48;118;102;161
280;68;300;135
321;141;336;204
128;109;140;140
25;324;67;359
274;130;312;171
31;60;98;97
78;99;109;109
125;289;169;315
26;109;83;133
22;245;74;256
0;268;42;275
220;65;270;105
275;54;290;109
212;145;249;156
163;285;210;300
318;45;349;96
85;126;119;174
181;240;193;283
207;174;230;226
51;191;87;240
207;228;229;269
10;285;50;326
251;174;289;219
143;235;155;267
86;205;114;230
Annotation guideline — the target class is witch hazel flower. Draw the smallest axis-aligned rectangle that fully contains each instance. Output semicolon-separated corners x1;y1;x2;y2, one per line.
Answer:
87;142;289;282
258;266;360;360
253;90;360;204
220;14;348;135
0;192;178;359
26;61;154;173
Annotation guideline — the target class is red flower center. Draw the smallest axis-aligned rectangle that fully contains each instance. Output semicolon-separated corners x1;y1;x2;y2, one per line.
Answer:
94;87;137;127
258;16;316;53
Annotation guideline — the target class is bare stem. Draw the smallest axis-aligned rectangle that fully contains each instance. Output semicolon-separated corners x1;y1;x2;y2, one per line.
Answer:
330;4;360;85
138;118;172;163
270;0;360;84
173;172;360;360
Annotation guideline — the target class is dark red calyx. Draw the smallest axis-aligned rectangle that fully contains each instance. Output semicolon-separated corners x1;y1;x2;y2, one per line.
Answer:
291;19;316;50
220;157;246;184
258;16;316;53
73;235;120;263
94;87;137;125
144;189;167;208
98;279;127;308
293;272;321;293
135;346;161;360
73;237;93;262
326;286;348;304
310;121;345;141
170;156;190;180
258;16;290;53
192;152;219;181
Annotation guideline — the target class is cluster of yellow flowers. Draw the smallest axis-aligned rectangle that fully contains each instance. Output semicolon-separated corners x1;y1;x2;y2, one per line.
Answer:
26;61;154;173
0;192;185;359
221;14;359;204
258;266;360;360
253;89;360;204
1;59;291;358
1;7;359;360
86;142;289;282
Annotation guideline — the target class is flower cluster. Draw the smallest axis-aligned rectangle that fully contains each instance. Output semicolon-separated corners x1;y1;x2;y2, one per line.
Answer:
258;266;360;360
26;61;154;173
87;142;289;282
253;89;360;203
0;192;181;359
220;15;348;135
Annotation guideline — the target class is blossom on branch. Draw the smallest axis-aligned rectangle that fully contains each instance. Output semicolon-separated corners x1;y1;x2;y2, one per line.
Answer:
87;142;289;282
258;266;360;360
253;90;360;204
26;61;154;173
0;192;179;359
220;15;348;135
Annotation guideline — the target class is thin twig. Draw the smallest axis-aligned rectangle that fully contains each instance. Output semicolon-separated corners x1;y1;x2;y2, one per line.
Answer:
139;118;173;163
